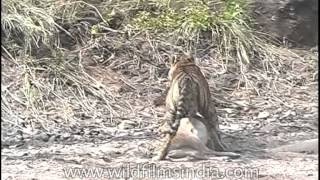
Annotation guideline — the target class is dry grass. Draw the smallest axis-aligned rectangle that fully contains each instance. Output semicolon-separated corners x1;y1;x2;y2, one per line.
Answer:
1;0;317;136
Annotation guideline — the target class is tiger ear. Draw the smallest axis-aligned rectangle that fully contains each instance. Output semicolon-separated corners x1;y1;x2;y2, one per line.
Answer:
182;51;194;63
163;54;171;68
169;55;178;65
188;55;195;63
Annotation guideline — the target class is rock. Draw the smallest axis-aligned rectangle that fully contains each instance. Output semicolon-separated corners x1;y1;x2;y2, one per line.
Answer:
270;139;318;154
34;133;50;142
118;120;136;130
48;135;57;143
257;111;270;119
72;135;83;141
280;110;293;119
62;133;71;140
133;131;145;136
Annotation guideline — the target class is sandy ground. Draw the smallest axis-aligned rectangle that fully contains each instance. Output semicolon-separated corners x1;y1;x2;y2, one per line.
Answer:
1;1;318;178
2;48;318;180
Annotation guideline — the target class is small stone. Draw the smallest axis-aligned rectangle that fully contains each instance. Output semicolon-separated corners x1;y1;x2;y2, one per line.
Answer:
48;135;56;143
95;119;103;123
290;111;296;116
280;110;295;119
118;120;136;130
62;133;71;140
35;133;49;142
73;135;82;141
133;131;145;136
257;111;270;119
223;108;235;113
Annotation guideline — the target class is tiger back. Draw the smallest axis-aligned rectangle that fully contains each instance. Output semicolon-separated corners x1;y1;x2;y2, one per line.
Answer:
165;54;211;128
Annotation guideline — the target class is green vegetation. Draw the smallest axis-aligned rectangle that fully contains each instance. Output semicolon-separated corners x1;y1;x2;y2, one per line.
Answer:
2;0;271;65
132;0;248;31
129;0;255;64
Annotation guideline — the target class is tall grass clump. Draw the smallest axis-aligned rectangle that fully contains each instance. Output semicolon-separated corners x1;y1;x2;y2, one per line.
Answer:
132;0;278;94
1;0;117;130
1;0;60;54
132;0;280;78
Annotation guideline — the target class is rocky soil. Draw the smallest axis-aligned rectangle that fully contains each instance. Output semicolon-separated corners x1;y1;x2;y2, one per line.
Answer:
1;0;318;179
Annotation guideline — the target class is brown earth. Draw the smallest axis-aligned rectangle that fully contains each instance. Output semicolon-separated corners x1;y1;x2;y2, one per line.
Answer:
251;0;318;48
1;1;319;180
2;47;318;179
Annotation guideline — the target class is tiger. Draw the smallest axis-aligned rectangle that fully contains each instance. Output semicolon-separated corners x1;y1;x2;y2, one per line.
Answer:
152;53;229;160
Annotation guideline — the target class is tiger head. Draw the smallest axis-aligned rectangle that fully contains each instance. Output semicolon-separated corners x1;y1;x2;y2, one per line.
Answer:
168;52;195;81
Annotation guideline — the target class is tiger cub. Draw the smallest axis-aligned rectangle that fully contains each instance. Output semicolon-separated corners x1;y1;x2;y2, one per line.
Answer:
153;53;228;160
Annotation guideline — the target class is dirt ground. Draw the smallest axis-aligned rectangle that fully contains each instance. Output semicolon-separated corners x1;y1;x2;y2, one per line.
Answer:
250;0;318;48
1;1;319;180
2;47;318;179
